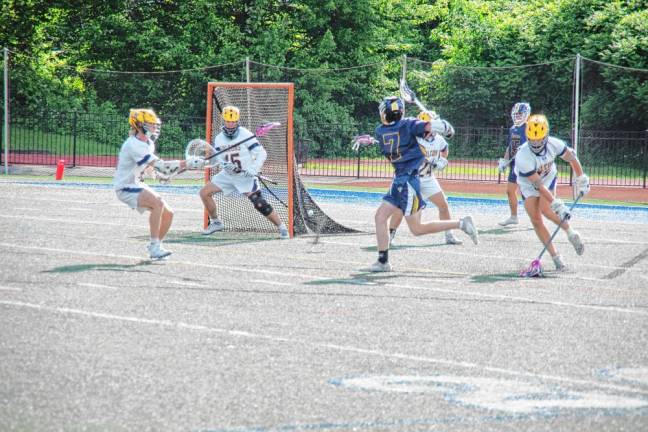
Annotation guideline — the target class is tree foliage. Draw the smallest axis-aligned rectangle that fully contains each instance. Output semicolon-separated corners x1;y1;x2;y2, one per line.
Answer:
1;0;646;151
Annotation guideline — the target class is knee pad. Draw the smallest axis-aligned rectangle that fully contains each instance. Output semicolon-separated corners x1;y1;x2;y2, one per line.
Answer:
249;191;273;216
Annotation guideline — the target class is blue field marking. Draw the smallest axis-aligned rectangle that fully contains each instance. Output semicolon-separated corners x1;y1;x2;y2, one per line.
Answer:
197;408;648;432
4;180;648;223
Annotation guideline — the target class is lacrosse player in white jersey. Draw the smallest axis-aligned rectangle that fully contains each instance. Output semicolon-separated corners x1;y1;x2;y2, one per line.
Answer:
388;110;463;245
515;114;590;271
199;105;289;239
113;108;194;259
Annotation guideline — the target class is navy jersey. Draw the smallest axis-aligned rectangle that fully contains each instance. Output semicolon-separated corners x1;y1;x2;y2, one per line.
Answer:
375;118;428;176
507;124;526;159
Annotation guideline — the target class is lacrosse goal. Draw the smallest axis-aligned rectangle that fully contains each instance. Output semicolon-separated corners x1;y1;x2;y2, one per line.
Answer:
204;82;358;237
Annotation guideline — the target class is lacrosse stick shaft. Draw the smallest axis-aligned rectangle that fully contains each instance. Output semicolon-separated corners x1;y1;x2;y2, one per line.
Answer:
203;134;257;161
535;193;583;260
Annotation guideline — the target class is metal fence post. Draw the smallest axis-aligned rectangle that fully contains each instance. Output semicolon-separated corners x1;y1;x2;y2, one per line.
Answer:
356;148;361;179
72;111;77;167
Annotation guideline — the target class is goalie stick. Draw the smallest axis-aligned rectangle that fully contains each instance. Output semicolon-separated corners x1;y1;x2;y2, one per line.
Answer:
519;192;584;277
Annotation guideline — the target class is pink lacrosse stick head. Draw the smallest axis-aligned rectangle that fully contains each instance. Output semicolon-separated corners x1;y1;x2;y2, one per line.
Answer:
353;135;377;146
519;259;543;277
255;122;281;136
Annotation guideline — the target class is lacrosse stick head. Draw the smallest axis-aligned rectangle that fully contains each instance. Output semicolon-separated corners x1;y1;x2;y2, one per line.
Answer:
399;78;416;104
352;134;378;151
519;258;544;278
185;138;212;159
254;122;281;137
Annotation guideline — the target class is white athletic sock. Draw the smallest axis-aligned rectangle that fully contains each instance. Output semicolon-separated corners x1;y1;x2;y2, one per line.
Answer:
278;223;287;230
150;237;160;246
566;227;575;236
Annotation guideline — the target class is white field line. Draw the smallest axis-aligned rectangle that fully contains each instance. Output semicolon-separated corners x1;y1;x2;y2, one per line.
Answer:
320;238;648;273
0;286;22;292
77;282;119;290
250;279;295;286
1;212;640;280
2;298;647;397
0;241;645;317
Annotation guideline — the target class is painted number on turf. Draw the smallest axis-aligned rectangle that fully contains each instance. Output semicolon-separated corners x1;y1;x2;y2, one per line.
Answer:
332;375;648;414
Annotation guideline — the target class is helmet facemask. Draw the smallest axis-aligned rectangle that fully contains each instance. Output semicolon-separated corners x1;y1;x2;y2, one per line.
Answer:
221;105;241;138
511;102;531;127
143;122;161;142
529;136;548;155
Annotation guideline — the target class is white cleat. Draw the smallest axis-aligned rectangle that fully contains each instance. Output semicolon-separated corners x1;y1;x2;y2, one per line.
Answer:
568;230;584;256
498;216;519;226
552;254;568;271
148;243;172;260
279;226;290;239
459;216;479;245
445;231;463;245
202;219;225;235
369;260;392;272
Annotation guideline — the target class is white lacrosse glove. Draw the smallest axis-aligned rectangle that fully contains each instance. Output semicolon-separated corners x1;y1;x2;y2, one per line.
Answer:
432;156;448;171
573;174;590;198
550;198;572;221
219;160;238;175
186;157;205;170
497;158;509;174
242;168;257;178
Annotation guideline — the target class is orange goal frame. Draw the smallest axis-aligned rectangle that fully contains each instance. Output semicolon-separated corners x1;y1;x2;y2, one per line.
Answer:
203;82;295;237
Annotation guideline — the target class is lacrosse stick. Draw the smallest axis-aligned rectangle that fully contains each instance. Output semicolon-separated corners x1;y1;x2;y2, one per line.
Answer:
352;134;378;152
190;122;281;161
400;78;428;112
519;192;584;277
400;79;455;138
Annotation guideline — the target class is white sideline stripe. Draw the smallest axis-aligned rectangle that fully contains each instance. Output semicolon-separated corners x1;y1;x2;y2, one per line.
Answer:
0;286;22;292
78;282;118;290
251;279;294;286
167;280;208;288
2;298;647;396
0;241;645;316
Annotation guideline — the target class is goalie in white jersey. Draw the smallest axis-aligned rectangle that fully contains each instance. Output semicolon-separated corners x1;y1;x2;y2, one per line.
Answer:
113;108;189;259
515;114;590;271
199;105;289;239
388;110;463;245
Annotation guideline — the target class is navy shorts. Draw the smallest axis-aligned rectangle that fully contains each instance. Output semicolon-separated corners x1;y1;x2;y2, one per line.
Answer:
383;173;426;216
507;160;517;183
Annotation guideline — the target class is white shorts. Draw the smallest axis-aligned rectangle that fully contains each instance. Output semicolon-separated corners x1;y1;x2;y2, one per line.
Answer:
518;174;557;199
115;184;158;214
419;175;443;198
212;171;259;196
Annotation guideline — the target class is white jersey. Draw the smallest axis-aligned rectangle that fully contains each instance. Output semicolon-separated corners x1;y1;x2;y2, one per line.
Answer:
417;134;448;177
514;136;567;183
213;126;267;175
113;135;159;190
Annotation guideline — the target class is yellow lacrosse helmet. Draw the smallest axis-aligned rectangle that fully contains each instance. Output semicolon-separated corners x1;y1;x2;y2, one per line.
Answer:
526;114;549;154
129;108;160;131
222;106;240;122
417;111;438;122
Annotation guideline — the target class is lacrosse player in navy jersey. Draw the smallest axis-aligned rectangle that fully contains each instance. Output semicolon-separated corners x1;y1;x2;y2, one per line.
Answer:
387;110;463;246
498;102;530;226
199;105;289;239
114;108;194;259
368;96;479;272
515;114;590;271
